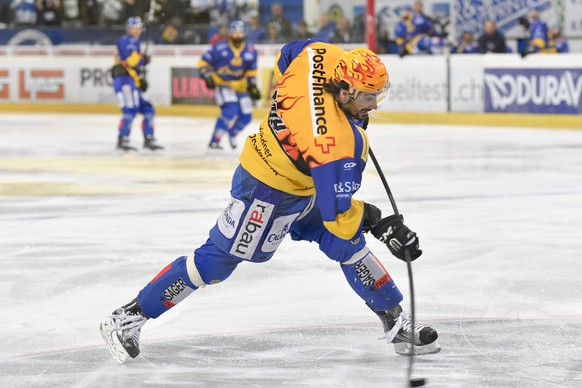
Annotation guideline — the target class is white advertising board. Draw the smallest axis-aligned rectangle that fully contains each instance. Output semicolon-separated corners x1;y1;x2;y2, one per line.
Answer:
1;51;582;114
379;55;448;113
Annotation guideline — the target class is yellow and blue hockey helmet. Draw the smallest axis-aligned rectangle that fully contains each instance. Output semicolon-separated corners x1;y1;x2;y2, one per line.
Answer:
332;48;390;105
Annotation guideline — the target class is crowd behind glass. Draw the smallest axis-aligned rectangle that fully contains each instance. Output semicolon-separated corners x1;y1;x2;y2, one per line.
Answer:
0;0;570;54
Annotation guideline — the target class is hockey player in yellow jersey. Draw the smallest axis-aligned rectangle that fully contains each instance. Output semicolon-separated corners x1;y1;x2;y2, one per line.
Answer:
100;40;440;364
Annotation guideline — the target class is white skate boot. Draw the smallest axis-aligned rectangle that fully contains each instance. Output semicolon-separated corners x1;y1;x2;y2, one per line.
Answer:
99;298;148;363
375;304;441;355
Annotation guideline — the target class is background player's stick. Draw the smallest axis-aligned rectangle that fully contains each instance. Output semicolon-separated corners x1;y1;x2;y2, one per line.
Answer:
144;0;156;55
140;0;156;82
368;146;427;388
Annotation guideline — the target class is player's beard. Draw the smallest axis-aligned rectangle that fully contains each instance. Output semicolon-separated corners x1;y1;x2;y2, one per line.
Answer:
342;102;371;121
355;110;371;121
230;37;244;47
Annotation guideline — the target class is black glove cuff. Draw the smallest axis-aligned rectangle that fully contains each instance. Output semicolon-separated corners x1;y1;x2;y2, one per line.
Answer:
363;203;382;232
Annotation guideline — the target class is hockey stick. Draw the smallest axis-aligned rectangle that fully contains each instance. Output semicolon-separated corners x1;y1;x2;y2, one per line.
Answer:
144;0;156;55
368;146;426;388
140;0;156;81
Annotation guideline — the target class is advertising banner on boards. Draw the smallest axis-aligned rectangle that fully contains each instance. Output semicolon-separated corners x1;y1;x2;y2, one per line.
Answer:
484;68;582;114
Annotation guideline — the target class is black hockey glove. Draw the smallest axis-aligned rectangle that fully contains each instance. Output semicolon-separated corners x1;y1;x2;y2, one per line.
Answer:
142;54;150;65
363;202;382;233
202;72;215;89
518;17;530;30
247;83;261;101
371;214;422;262
139;77;148;92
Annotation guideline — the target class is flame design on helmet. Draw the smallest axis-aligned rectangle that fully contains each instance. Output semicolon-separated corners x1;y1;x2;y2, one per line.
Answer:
332;48;389;95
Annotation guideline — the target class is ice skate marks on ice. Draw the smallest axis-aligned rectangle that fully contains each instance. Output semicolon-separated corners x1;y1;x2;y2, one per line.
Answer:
99;318;131;363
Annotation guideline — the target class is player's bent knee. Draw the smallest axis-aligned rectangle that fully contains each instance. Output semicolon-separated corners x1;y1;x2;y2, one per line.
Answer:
342;246;371;265
319;231;368;263
237;113;252;126
186;255;206;288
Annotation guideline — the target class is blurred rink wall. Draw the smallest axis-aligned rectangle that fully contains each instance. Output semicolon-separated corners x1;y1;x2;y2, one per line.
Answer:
0;0;580;129
0;45;580;130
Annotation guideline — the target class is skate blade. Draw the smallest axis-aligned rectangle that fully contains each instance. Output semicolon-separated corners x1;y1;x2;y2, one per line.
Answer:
99;318;131;364
394;340;441;356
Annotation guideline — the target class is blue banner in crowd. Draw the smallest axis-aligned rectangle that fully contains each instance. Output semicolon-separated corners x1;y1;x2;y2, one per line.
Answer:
0;27;124;45
454;0;552;36
484;68;582;114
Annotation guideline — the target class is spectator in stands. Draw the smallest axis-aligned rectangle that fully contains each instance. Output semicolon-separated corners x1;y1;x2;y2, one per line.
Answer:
209;23;228;44
412;0;434;36
59;0;86;27
158;0;183;25
187;0;210;24
314;14;336;41
10;0;37;26
0;0;9;26
451;29;478;54
36;0;62;25
85;0;100;25
100;0;125;26
246;14;266;44
332;17;353;44
124;0;145;23
350;12;365;43
548;25;569;53
477;19;507;53
294;20;313;40
159;17;185;44
267;2;292;40
181;28;202;44
395;4;444;56
520;3;549;57
265;21;284;44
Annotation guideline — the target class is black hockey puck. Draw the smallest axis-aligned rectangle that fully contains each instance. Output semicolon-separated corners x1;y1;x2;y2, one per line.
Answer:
409;378;426;387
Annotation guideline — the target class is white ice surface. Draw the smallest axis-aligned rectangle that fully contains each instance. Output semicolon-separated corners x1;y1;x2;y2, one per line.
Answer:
0;114;581;387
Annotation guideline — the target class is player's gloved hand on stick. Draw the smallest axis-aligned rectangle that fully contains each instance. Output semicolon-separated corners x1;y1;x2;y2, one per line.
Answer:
139;77;148;92
202;72;215;89
142;54;150;65
371;214;422;261
247;83;261;101
362;202;382;233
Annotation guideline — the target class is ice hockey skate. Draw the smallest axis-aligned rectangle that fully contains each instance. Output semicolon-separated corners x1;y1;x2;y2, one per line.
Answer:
208;141;223;150
99;298;148;363
117;135;137;151
228;135;238;150
374;304;441;356
143;135;164;151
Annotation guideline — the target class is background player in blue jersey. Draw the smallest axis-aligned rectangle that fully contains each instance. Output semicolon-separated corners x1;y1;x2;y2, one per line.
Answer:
548;25;569;53
395;3;445;57
451;29;479;54
112;16;163;152
100;41;440;364
520;4;550;57
197;20;261;150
